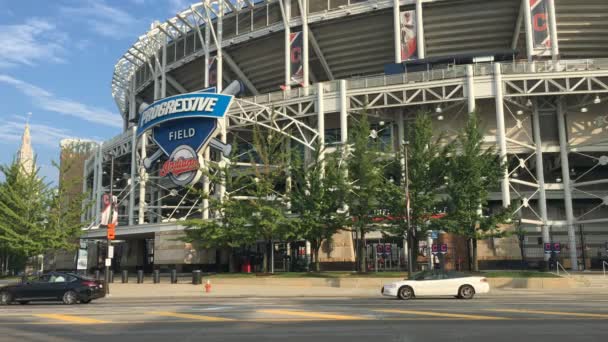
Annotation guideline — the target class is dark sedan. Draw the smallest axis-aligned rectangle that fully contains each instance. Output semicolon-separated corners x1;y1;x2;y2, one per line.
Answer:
0;272;105;305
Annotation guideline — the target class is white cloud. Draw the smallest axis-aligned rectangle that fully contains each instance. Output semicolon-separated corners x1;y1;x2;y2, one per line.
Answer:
0;18;67;68
60;0;145;39
0;117;82;149
0;74;123;128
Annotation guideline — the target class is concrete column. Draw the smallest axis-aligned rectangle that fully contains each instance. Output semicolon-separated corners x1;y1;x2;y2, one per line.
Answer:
317;82;325;171
128;126;137;226
532;102;550;260
494;63;510;207
556;101;577;270
217;0;224;93
204;21;210;88
202;148;210;219
466;65;476;113
393;0;402;63
95;145;104;225
339;80;348;144
284;0;291;90
301;0;309;93
523;0;534;62
547;0;560;62
161;39;167;98
415;0;425;59
138;133;147;224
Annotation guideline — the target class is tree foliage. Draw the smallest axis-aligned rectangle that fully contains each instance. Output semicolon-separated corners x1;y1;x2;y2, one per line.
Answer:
439;113;514;271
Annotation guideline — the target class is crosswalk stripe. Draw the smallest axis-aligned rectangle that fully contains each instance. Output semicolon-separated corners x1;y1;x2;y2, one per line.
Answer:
485;309;608;319
258;309;366;320
150;311;235;321
375;309;508;320
34;314;109;324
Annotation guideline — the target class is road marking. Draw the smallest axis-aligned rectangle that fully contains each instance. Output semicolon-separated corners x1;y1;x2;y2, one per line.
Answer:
34;314;109;324
150;311;235;321
375;309;508;320
258;309;366;320
485;309;608;319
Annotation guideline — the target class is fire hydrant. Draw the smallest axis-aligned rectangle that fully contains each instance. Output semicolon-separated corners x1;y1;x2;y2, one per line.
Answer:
204;279;211;293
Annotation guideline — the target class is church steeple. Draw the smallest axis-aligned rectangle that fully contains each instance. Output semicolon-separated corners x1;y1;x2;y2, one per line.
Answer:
17;113;35;174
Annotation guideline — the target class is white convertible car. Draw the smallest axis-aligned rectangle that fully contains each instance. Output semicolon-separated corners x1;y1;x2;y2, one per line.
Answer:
381;270;490;300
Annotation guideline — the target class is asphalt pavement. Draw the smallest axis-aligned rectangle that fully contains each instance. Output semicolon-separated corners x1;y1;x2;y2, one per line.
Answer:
1;293;608;342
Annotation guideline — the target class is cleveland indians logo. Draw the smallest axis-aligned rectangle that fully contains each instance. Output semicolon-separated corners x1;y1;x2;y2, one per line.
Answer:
137;82;241;187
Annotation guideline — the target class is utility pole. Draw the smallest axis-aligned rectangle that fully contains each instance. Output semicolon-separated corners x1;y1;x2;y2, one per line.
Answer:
105;152;115;295
404;142;414;274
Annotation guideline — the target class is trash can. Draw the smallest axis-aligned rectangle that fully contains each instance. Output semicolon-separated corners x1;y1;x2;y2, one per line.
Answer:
121;270;128;283
137;270;144;284
153;270;160;284
192;270;202;285
171;269;178;284
109;270;114;283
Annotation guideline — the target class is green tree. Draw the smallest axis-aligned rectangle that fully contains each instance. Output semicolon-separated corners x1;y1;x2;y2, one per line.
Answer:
289;144;350;272
382;113;449;273
440;113;514;271
345;111;390;272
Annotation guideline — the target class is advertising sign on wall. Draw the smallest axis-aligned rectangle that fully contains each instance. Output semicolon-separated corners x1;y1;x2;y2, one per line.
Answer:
530;0;551;56
137;91;234;187
400;10;418;61
290;31;303;85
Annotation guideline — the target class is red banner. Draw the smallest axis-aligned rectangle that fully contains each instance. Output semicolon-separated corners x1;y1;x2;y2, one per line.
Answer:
400;10;417;61
530;0;551;55
290;32;303;85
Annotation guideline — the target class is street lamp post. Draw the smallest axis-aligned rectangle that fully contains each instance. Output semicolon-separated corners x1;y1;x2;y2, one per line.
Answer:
105;152;115;295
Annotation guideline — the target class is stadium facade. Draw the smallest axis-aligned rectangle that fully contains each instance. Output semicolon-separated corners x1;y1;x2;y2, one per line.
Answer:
80;0;608;273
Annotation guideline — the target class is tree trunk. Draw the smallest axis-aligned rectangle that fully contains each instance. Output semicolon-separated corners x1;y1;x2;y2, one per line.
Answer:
359;231;367;273
314;247;321;272
262;245;268;273
466;238;472;271
472;238;479;272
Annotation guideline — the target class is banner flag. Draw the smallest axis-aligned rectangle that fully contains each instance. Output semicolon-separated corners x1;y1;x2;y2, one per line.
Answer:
290;31;303;85
400;10;418;61
530;0;551;56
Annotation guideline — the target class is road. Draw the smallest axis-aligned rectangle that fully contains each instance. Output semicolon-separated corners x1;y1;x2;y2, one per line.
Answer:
1;292;608;342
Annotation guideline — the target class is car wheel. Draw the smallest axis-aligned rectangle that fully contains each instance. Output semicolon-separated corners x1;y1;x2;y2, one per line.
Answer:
62;291;78;305
397;286;414;300
80;299;92;304
0;291;12;305
458;285;475;299
19;301;29;305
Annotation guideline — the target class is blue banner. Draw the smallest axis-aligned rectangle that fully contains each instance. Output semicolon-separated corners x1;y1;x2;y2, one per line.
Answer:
152;118;218;156
137;92;233;137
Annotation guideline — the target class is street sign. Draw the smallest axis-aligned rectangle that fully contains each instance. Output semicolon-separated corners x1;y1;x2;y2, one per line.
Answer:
431;244;439;255
105;258;111;267
108;245;114;259
107;223;116;240
544;243;552;254
431;231;438;239
553;242;561;254
440;244;448;254
76;249;88;270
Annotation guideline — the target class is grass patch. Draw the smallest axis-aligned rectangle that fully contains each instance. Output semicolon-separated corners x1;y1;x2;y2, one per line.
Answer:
481;271;560;278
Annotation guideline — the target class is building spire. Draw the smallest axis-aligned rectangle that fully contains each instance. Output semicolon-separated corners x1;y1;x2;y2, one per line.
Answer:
17;113;35;174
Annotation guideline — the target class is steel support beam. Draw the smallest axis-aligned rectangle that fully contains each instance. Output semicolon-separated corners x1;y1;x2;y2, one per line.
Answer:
317;82;325;169
532;101;549;261
556;100;578;270
223;52;259;94
309;29;334;80
166;74;189;93
547;0;560;62
512;0;524;50
494;63;510;207
523;0;534;62
281;0;291;90
298;0;309;93
128;126;137;226
340;80;348;144
466;65;475;113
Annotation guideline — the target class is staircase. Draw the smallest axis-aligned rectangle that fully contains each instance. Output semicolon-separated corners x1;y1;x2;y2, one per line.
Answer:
573;274;608;288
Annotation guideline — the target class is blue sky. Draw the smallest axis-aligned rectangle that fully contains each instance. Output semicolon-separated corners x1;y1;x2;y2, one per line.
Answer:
0;0;193;182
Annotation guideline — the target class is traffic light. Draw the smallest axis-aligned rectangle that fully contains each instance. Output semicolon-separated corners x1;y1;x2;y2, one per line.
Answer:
107;223;116;240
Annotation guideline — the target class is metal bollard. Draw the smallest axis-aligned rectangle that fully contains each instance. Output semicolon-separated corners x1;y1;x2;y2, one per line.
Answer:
192;270;202;285
95;270;100;280
122;270;128;283
137;270;144;284
171;269;177;284
153;270;160;284
109;270;114;283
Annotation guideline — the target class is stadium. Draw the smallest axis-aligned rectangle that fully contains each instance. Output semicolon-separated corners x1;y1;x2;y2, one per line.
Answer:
78;0;608;274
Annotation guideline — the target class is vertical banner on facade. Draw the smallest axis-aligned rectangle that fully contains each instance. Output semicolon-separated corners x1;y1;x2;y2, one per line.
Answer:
530;0;551;55
209;56;217;87
290;31;303;85
100;193;118;226
400;10;417;61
